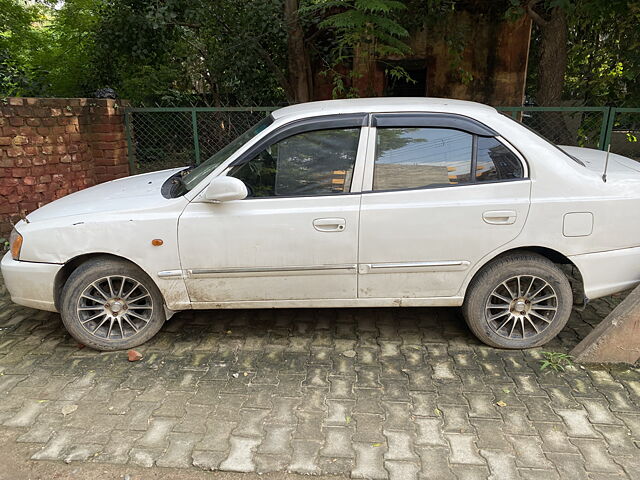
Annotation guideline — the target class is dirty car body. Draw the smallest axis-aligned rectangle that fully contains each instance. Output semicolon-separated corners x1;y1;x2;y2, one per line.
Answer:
3;98;640;350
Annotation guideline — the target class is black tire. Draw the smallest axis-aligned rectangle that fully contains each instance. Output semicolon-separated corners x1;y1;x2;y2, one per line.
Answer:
60;257;166;351
462;252;573;349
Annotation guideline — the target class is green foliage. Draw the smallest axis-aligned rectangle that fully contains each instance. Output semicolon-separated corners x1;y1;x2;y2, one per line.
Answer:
540;351;573;372
564;0;640;106
303;0;412;98
1;0;638;107
0;0;50;96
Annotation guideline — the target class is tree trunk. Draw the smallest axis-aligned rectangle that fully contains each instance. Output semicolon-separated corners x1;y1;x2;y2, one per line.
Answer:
535;7;567;105
529;5;572;144
284;0;312;103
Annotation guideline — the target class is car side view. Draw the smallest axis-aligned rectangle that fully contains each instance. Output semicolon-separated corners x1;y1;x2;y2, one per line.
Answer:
2;98;640;351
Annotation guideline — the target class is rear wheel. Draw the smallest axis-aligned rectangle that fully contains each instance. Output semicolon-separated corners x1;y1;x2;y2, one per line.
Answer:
60;257;166;351
462;253;573;349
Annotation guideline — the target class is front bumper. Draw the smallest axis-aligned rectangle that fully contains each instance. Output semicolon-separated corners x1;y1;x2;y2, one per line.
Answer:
1;251;62;312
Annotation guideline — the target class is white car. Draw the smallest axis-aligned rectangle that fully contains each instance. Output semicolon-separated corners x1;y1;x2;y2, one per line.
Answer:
3;98;640;351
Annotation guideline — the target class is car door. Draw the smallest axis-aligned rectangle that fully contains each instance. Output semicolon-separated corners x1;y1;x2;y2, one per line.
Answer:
357;113;531;300
178;114;368;304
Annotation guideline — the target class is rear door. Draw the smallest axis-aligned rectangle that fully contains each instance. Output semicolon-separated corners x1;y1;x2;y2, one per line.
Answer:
357;113;532;300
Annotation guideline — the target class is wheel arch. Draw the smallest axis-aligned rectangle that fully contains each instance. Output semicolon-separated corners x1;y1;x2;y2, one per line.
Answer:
462;246;585;302
53;253;156;311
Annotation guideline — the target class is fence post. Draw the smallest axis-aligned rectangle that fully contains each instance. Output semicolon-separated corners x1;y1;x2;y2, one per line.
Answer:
191;110;201;165
601;107;617;151
598;107;611;150
124;109;136;175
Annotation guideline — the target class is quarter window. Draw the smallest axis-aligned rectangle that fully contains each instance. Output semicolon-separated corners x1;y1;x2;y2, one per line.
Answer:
373;128;473;191
230;128;360;197
476;137;524;182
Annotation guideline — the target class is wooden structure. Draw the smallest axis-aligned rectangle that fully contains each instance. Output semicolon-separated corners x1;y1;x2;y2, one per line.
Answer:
571;285;640;364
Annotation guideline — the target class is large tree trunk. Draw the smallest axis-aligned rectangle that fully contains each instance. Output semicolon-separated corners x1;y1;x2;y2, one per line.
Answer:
528;4;572;144
284;0;312;103
535;7;567;105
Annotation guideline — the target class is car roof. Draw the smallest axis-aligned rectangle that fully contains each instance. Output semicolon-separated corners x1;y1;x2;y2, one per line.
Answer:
271;97;497;120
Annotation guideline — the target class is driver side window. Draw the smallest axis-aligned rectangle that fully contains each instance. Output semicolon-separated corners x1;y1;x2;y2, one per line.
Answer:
230;128;360;197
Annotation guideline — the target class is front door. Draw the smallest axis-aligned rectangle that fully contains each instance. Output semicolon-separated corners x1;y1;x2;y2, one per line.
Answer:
358;114;531;299
178;119;367;304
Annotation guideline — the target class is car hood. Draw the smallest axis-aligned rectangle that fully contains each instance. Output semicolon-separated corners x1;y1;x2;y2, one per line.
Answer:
559;145;640;175
27;168;183;223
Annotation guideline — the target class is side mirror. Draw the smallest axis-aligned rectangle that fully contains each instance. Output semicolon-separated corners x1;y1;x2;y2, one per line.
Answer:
204;176;248;202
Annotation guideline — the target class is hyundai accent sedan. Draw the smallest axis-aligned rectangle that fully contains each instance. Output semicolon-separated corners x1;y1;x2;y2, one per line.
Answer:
3;98;640;351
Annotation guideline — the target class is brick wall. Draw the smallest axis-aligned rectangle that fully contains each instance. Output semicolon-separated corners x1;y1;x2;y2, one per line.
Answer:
0;98;130;238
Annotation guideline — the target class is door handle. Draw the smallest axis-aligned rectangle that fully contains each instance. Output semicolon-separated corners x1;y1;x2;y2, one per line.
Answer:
483;210;517;225
313;218;346;232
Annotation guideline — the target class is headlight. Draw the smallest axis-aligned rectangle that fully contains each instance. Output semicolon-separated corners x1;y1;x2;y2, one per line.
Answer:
9;229;23;260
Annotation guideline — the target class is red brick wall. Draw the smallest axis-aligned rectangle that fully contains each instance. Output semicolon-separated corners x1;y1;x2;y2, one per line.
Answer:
0;98;130;238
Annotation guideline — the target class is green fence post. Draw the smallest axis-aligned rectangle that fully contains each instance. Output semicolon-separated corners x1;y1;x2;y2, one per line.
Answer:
598;107;612;150
124;109;136;175
191;109;201;165
602;107;616;150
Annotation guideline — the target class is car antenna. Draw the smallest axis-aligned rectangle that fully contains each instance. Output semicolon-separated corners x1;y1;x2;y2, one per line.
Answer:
602;144;611;183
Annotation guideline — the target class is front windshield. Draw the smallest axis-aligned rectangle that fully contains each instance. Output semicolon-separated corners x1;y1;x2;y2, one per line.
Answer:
180;115;274;191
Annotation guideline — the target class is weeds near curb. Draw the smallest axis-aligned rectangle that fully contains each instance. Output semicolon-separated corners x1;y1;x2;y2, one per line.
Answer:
540;352;573;372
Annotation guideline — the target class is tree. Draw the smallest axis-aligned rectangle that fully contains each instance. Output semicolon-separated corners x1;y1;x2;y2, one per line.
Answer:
0;0;49;96
516;0;571;106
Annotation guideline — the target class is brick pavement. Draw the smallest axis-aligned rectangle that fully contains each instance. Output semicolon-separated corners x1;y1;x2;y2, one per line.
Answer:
0;275;638;479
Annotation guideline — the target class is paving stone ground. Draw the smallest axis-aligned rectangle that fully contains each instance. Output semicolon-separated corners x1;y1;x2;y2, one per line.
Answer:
0;274;639;479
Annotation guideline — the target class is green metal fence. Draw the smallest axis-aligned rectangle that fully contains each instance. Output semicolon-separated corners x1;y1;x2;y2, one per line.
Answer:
125;105;640;174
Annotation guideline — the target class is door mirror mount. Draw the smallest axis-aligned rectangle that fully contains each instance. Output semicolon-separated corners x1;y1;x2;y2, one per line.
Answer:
204;176;248;203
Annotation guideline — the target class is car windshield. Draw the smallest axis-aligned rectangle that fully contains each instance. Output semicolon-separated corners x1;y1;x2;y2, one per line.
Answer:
179;115;274;191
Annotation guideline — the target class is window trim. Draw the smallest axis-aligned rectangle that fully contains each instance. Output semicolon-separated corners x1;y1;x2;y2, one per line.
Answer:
229;113;368;168
364;119;528;193
371;113;498;136
226;113;369;199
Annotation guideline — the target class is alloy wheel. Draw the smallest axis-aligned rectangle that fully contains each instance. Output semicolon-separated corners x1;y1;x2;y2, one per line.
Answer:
485;275;558;340
76;275;154;341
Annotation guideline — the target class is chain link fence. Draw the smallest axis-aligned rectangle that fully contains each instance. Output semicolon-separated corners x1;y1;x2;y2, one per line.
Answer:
125;106;640;174
126;107;275;174
606;108;640;161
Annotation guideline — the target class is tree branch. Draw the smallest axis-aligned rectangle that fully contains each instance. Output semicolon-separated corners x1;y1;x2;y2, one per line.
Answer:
526;0;548;27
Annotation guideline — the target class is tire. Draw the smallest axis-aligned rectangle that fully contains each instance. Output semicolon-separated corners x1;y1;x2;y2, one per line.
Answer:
462;252;573;349
60;257;166;351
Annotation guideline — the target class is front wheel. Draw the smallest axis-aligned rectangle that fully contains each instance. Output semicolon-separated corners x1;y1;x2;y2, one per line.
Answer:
462;253;573;349
60;257;166;351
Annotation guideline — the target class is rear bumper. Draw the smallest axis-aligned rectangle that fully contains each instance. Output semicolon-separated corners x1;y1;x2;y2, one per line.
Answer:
1;252;61;312
570;246;640;300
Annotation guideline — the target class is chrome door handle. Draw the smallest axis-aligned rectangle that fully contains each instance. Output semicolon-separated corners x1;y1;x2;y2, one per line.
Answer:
313;218;346;232
483;210;517;225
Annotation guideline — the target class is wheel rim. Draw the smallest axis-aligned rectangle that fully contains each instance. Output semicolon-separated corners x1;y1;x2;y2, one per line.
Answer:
76;276;153;341
485;275;558;340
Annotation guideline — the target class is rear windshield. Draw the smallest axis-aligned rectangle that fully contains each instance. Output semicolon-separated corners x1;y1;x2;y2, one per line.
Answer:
503;114;585;166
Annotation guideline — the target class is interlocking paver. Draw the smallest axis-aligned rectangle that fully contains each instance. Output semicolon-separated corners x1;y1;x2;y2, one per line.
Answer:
288;439;321;474
385;460;420;480
569;438;623;473
384;429;418;461
507;434;552;468
446;433;485;465
219;436;260;472
0;274;638;478
352;442;388;479
480;449;519;479
556;409;601;438
416;445;456;479
320;425;354;458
